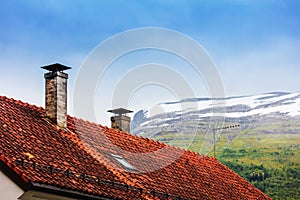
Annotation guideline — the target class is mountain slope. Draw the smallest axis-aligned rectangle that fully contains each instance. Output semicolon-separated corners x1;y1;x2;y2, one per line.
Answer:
131;92;300;200
132;91;300;137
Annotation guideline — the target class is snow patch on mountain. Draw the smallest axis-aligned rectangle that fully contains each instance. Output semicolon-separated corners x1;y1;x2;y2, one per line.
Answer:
132;92;300;133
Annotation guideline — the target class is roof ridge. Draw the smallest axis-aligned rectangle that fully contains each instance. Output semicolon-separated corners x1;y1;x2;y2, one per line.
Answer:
0;95;210;164
69;115;172;149
0;96;208;158
0;95;44;112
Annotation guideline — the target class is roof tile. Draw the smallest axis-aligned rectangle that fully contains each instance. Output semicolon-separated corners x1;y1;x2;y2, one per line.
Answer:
0;95;271;199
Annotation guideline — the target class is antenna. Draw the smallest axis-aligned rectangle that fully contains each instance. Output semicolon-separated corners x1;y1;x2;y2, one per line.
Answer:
212;124;240;158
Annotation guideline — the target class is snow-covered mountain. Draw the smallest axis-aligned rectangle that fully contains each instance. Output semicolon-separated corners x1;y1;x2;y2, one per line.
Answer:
131;92;300;136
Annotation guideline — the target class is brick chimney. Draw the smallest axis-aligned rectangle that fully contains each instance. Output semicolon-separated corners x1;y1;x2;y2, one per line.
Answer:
42;63;71;128
108;108;133;133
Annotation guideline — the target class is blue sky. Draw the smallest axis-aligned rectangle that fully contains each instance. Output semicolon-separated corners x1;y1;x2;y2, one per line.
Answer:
0;0;299;125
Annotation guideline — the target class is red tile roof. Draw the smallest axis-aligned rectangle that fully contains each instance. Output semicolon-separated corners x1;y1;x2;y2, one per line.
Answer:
0;95;271;200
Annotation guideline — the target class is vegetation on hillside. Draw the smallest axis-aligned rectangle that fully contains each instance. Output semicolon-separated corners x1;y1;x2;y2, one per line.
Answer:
153;121;300;200
212;131;299;199
221;161;300;200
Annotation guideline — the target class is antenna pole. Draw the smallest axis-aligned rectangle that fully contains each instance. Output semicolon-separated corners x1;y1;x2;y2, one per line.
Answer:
212;124;240;158
213;129;216;158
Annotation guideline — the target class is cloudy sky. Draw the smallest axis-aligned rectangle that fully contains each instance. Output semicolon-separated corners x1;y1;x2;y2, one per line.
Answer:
0;0;299;125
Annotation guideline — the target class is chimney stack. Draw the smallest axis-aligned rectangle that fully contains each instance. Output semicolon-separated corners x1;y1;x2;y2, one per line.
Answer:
42;63;71;128
108;108;133;133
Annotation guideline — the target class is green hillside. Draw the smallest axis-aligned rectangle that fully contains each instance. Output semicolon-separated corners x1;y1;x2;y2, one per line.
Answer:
153;120;300;199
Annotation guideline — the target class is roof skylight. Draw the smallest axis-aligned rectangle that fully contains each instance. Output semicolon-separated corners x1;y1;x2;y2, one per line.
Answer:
111;154;135;170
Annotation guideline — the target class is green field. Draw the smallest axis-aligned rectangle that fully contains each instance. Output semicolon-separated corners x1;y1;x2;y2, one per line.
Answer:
212;133;300;169
153;120;300;199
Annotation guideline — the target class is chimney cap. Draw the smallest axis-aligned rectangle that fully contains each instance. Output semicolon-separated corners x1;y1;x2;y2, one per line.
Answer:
107;108;133;115
41;63;71;72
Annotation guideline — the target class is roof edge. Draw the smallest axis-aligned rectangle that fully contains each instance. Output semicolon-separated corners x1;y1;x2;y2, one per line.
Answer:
31;182;116;200
0;157;32;191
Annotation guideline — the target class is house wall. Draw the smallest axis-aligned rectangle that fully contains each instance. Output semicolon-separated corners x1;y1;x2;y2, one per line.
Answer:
19;190;78;200
0;169;24;200
0;170;80;200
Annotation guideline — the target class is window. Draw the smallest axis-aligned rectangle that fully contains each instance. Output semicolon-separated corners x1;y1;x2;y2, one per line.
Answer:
111;154;136;170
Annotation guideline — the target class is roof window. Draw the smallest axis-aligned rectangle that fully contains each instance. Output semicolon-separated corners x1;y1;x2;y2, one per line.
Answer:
111;154;135;170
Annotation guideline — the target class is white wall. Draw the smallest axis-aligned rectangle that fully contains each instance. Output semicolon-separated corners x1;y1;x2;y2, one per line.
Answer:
0;169;24;200
20;190;78;200
0;169;86;200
